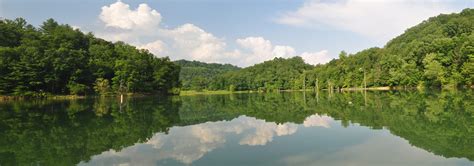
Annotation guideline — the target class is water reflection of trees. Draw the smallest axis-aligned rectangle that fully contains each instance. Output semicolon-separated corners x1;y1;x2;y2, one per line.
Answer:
0;90;473;165
177;91;474;161
306;90;474;161
0;97;181;166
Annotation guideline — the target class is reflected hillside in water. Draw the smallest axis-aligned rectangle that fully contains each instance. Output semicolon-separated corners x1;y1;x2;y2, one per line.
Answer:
80;115;333;166
0;97;182;166
0;90;473;165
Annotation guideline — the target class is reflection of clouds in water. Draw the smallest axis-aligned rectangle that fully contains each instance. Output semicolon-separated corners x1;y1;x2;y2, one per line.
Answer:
79;114;333;166
239;121;298;146
303;114;332;128
281;131;470;166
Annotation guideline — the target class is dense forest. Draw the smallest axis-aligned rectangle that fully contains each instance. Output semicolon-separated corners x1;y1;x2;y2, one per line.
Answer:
211;57;313;91
176;57;312;92
0;18;180;97
305;9;474;90
177;9;474;92
174;60;239;90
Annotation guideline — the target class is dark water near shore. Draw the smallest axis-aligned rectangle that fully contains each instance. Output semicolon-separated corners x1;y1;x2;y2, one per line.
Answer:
0;91;473;166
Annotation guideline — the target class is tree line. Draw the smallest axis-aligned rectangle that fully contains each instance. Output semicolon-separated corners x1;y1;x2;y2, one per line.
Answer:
176;57;312;91
305;9;474;90
0;18;180;97
179;8;474;91
174;60;240;91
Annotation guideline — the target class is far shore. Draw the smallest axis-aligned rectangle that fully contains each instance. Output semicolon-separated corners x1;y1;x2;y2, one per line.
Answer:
0;93;149;102
2;86;471;101
180;87;404;96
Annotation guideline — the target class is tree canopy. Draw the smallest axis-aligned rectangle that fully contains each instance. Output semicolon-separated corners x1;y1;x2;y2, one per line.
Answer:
305;9;474;89
174;60;240;91
0;18;180;96
175;9;474;92
211;57;313;91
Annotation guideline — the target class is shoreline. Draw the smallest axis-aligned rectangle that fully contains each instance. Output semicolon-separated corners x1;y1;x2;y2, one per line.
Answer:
340;87;392;91
179;87;395;96
2;86;471;100
179;90;256;96
0;93;154;102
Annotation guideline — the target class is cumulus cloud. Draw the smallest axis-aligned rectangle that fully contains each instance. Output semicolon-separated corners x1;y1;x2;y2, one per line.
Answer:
236;37;283;65
236;36;331;66
300;50;332;66
273;45;297;58
139;40;167;56
237;37;274;57
100;1;161;30
277;0;456;41
96;1;330;67
162;24;227;62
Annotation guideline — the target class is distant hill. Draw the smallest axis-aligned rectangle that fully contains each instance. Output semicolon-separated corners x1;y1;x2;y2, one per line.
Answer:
174;60;240;90
306;8;474;89
211;56;313;91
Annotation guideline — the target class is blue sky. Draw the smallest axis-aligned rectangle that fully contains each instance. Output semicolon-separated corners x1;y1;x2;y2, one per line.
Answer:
1;0;473;66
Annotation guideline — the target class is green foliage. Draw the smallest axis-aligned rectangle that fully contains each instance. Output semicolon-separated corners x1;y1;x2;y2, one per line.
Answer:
175;57;311;91
212;57;313;91
0;18;180;96
423;53;446;87
93;78;111;95
229;85;236;92
305;9;474;89
67;82;89;95
174;60;240;90
462;54;474;86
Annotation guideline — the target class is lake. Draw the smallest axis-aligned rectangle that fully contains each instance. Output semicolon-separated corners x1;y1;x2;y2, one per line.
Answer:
0;91;473;166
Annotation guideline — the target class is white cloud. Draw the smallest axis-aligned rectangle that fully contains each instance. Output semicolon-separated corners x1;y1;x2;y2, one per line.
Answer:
162;24;227;62
100;1;161;30
277;0;456;41
139;40;167;56
236;36;331;66
273;45;297;58
237;37;274;57
97;1;330;67
300;50;332;65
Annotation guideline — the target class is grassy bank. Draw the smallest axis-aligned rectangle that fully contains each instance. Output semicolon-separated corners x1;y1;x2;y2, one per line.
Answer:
0;95;87;102
340;87;392;91
179;87;416;96
179;90;257;96
0;92;148;102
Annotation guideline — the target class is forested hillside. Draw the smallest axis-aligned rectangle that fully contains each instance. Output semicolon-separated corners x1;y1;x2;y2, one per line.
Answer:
0;18;180;96
305;9;474;89
210;57;313;91
174;60;240;90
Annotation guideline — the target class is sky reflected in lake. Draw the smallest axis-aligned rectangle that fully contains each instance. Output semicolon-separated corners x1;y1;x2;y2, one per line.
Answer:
80;114;470;166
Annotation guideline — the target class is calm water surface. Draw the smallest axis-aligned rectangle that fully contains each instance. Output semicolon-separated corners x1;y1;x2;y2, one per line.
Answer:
0;91;473;166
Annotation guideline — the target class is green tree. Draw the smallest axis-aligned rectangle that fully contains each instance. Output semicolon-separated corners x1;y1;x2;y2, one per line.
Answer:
423;53;446;87
93;78;111;95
